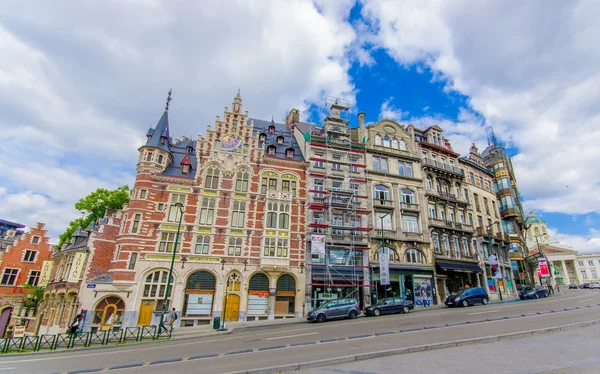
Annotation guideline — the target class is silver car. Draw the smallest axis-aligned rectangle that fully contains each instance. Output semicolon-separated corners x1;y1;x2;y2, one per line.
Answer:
306;298;360;323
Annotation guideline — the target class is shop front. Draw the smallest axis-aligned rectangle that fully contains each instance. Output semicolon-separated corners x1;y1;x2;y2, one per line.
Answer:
371;264;437;306
434;260;483;302
310;266;365;309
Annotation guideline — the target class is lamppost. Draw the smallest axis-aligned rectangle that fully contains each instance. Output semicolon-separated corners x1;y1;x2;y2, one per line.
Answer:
379;212;391;299
158;202;184;334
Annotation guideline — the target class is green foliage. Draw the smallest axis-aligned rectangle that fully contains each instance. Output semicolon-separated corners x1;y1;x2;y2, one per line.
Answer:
56;185;130;250
22;285;45;312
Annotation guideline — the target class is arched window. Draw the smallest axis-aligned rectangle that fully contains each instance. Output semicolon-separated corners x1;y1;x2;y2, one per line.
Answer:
441;181;449;194
142;270;173;312
426;175;433;190
186;271;216;290
391;138;399;149
205;167;220;189
399;139;407;151
455;183;461;196
184;271;216;317
248;274;270;316
435;180;441;193
93;296;125;327
226;272;241;292
379;246;395;262
383;136;391;147
401;189;415;204
374;185;390;200
195;235;210;254
375;134;382;146
235;170;249;192
406;249;424;264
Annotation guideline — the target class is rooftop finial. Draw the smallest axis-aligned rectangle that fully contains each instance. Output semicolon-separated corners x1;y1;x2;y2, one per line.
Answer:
236;88;241;97
165;89;173;111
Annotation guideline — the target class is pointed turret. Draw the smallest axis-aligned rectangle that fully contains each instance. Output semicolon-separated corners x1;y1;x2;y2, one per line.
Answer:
137;90;175;173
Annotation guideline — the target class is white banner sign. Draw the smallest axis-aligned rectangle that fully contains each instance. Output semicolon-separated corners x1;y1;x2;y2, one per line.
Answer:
311;235;326;255
378;248;390;286
489;254;503;279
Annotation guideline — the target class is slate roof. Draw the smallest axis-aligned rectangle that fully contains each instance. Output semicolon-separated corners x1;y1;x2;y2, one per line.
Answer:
251;118;305;161
162;138;198;178
145;111;172;153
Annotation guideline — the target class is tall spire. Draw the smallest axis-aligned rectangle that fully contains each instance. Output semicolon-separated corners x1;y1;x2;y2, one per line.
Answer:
236;88;241;98
144;90;173;153
165;88;173;112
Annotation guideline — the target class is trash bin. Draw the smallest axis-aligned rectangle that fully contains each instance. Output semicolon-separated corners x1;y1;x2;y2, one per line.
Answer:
213;317;221;330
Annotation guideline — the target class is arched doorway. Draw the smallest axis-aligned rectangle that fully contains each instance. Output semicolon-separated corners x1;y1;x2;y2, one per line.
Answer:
138;270;173;326
275;274;296;315
0;307;13;338
224;273;241;322
184;271;216;318
247;273;269;318
94;297;125;331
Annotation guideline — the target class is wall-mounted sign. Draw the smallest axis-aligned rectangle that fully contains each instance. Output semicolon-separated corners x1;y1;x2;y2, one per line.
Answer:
311;235;325;255
538;258;550;278
87;284;96;289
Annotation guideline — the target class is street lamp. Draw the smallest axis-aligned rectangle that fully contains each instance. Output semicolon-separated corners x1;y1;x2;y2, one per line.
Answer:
379;212;391;299
158;202;184;334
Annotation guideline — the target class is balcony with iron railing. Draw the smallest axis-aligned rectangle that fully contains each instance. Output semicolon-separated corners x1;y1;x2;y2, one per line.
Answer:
422;158;465;178
425;190;468;204
499;206;520;218
372;198;394;208
429;218;474;233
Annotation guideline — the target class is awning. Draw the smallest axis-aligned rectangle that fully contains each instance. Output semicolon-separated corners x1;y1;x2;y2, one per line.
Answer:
436;261;483;273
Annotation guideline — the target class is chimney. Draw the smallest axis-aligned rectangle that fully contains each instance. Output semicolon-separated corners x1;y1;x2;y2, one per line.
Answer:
358;112;365;130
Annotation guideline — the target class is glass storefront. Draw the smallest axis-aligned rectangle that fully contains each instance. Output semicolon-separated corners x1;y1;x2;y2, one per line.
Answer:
371;267;436;306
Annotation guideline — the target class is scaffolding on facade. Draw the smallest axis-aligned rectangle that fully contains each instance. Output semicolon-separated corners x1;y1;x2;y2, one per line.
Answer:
306;98;372;308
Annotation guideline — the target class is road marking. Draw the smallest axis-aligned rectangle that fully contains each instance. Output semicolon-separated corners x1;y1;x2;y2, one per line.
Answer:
266;332;318;340
468;310;499;315
578;299;594;303
0;368;16;371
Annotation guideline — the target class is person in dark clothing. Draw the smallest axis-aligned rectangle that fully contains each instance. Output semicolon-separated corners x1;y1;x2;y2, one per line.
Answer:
70;314;82;336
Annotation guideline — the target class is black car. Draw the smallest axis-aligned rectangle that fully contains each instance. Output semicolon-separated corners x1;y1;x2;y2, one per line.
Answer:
519;286;548;299
445;287;489;307
364;297;414;316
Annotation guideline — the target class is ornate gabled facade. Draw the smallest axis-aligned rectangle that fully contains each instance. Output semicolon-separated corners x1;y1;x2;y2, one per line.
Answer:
77;92;307;332
364;118;435;306
409;125;480;301
460;144;516;300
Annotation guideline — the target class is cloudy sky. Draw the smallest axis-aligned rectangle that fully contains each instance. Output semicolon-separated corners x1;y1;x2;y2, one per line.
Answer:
1;0;599;251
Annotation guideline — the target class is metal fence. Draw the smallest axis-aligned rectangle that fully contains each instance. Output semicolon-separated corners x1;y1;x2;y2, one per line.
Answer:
0;325;171;354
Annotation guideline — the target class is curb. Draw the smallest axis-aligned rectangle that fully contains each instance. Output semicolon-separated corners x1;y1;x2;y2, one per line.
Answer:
227;318;600;374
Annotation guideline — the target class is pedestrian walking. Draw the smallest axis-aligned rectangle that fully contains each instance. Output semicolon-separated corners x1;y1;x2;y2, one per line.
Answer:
69;314;82;336
169;307;178;329
421;289;429;308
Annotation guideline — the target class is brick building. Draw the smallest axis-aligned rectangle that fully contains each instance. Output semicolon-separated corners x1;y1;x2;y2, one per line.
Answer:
0;223;54;337
76;92;307;331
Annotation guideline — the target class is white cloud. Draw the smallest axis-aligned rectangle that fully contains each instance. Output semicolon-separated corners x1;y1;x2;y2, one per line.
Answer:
361;0;600;215
378;97;408;121
0;0;362;239
547;228;600;253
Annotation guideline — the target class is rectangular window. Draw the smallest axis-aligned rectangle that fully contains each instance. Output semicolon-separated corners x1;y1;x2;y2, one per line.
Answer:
27;270;41;286
1;268;19;286
579;261;584;266
432;233;440;252
428;204;436;218
458;210;465;223
375;212;393;230
113;245;121;261
473;193;480;211
314;153;324;168
231;201;246;228
398;161;413;177
468;213;474;226
128;253;138;270
332;155;342;170
463;189;469;203
479;176;484;188
492;201;498;217
157;203;164;211
158;232;180;253
23;250;37;262
199;198;215;225
588;260;594;266
31;236;40;245
139;189;147;199
263;238;289;257
581;270;587;279
349;158;359;173
373;157;388;172
591;269;598;278
403;215;419;233
469;173;475;185
331;181;342;191
168;194;186;221
483;198;490;215
228;238;242;256
146;152;153;161
478;216;483;228
195;235;210;254
461;238;470;256
132;214;141;233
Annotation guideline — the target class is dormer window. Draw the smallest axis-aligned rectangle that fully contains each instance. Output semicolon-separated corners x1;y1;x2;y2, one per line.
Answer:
277;136;284;145
147;135;152;142
182;165;190;174
267;145;276;155
269;126;275;133
187;146;194;154
259;133;267;142
161;136;167;145
286;149;294;158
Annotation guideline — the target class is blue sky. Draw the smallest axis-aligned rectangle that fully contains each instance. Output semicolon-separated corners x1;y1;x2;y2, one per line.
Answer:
1;0;599;251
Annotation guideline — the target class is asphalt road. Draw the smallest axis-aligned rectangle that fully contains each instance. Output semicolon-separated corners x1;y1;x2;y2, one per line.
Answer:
1;289;600;374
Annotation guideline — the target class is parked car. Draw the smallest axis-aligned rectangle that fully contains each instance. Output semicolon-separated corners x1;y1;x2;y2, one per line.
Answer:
568;283;578;289
445;287;489;307
364;297;414;316
580;283;590;289
306;298;361;323
519;286;548;299
588;282;600;289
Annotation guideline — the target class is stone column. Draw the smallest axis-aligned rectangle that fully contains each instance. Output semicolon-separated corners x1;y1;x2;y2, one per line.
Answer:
561;260;571;285
268;275;277;320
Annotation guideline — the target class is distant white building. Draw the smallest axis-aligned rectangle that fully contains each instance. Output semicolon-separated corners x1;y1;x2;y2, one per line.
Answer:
574;253;600;284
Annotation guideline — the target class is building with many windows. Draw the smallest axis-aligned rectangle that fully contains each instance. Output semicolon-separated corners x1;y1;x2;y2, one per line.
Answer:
74;92;307;332
409;125;480;302
460;144;516;300
0;223;54;337
364;119;435;306
574;253;600;284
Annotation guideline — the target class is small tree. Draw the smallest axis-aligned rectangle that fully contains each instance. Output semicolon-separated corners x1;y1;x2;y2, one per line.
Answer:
56;186;130;249
22;285;45;315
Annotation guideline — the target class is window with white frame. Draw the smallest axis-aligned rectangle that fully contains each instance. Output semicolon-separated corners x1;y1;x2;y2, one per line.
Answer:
23;250;37;262
1;268;19;286
349;157;359;173
282;178;297;197
442;235;451;256
128;253;138;270
195;235;210;254
375;212;393;230
31;236;40;245
199;197;216;225
403;215;419;233
143;270;172;312
332;154;342;170
461;237;470;256
131;214;141;233
139;189;147;199
592;269;598;278
374;185;390;200
426;175;433;190
264;238;289;257
27;270;41;286
373;157;388;172
228;238;243;256
313;153;324;168
391;138;398;149
406;249;423;264
428;203;436;218
205;167;220;189
399;139;407;151
383;136;391;147
231;201;246;228
398;161;413;177
375;134;382;146
452;236;460;257
167;194;186;221
401;189;415;204
448;208;455;222
235;171;249;192
581;270;588;279
265;202;290;229
158;232;180;253
314;180;324;198
458;210;465;223
432;233;440;252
